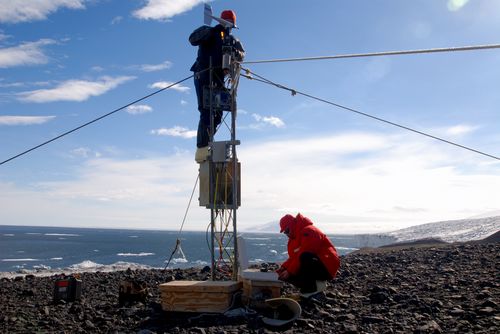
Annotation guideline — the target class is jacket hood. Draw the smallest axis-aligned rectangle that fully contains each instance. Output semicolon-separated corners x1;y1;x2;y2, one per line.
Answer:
289;213;313;239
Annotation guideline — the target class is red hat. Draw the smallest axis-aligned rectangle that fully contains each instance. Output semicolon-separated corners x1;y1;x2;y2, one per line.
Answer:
279;214;295;233
220;10;236;24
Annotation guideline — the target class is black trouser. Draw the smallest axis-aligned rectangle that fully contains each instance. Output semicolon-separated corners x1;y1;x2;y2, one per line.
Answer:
287;252;331;293
194;70;224;148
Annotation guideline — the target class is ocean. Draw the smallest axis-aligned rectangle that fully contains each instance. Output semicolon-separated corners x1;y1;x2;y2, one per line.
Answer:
0;225;396;274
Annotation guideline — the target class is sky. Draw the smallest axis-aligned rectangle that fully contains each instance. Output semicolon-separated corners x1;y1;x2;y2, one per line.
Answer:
0;0;499;234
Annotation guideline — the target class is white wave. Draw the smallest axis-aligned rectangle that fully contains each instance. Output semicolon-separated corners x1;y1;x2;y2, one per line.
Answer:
58;238;66;240
69;260;102;270
214;247;234;251
45;233;80;237
116;252;155;257
192;260;208;266
26;233;42;235
2;234;14;237
68;260;152;272
269;249;278;255
105;261;153;271
93;249;99;252
171;257;188;264
0;261;154;279
16;250;25;253
50;257;63;260
249;258;265;263
33;264;51;270
245;237;271;240
336;246;359;251
128;235;139;238
2;258;39;262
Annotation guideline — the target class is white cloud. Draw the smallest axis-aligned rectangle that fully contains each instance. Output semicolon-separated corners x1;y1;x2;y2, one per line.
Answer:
140;60;172;72
2;131;500;232
0;0;86;24
0;81;25;88
445;124;480;136
0;115;55;125
126;104;153;115
151;126;196;139
180;99;188;105
252;113;285;128
71;147;91;158
18;76;135;103
70;147;101;159
448;0;470;12
111;16;123;25
410;21;432;39
0;80;53;88
149;81;190;92
0;39;55;68
133;0;203;21
0;31;10;42
236;132;500;232
0;155;203;229
365;57;391;83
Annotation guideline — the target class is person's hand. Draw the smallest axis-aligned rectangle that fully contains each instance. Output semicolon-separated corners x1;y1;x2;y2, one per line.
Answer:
278;269;289;281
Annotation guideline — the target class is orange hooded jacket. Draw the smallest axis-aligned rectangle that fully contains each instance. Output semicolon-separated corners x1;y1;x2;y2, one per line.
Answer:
280;213;340;278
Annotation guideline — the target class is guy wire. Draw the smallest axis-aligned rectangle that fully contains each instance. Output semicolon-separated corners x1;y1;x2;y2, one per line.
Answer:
241;68;499;161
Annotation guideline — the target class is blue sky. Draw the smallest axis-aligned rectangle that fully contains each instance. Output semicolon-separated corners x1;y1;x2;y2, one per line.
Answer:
1;0;499;233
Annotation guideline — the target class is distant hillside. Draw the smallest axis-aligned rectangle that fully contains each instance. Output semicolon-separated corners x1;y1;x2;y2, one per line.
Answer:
243;214;500;244
468;210;500;219
386;216;500;243
242;220;279;234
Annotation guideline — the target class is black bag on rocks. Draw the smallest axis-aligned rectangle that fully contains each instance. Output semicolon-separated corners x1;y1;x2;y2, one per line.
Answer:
53;274;82;302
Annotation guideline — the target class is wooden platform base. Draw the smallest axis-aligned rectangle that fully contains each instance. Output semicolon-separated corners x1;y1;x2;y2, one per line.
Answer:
159;280;242;313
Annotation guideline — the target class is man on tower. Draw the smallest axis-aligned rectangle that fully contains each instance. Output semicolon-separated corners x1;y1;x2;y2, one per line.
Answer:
189;10;245;163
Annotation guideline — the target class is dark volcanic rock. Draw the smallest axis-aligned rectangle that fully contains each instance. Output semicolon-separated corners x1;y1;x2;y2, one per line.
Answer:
0;242;498;333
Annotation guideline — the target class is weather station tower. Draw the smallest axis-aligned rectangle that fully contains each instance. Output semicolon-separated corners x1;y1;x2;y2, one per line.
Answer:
198;5;242;282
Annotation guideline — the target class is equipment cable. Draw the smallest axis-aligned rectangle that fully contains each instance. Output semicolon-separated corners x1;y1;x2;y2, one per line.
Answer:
241;68;499;161
0;74;195;166
164;174;199;270
242;43;500;64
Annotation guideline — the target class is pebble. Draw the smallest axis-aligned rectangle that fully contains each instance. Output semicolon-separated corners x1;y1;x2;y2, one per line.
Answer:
0;242;497;333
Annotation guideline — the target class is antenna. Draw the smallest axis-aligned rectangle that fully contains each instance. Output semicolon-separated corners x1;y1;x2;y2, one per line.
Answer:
203;3;237;29
204;3;212;25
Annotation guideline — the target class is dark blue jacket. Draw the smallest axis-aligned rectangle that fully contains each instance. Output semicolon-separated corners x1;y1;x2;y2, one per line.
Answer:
189;24;245;73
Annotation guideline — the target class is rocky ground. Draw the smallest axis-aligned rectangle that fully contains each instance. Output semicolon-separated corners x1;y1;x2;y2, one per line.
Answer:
0;241;498;333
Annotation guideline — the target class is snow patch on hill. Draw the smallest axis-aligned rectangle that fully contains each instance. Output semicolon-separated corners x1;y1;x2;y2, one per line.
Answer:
387;216;500;243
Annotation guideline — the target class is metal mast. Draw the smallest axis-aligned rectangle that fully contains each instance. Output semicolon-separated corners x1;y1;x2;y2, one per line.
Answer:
200;49;241;281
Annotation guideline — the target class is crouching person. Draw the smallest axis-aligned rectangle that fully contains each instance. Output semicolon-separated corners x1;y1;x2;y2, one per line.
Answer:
276;213;340;297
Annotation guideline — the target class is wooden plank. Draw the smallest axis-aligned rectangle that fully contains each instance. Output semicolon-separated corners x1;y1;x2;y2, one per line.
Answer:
161;291;234;313
159;280;241;293
159;280;242;313
244;280;282;288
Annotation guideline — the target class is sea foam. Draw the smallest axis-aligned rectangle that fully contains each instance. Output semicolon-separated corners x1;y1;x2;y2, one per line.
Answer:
117;252;155;257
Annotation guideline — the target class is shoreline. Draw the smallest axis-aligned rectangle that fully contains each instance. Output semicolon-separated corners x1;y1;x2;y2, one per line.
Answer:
1;241;498;333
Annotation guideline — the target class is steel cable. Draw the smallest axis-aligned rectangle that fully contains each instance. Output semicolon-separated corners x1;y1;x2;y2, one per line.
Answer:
243;43;500;64
1;74;195;166
241;68;499;161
